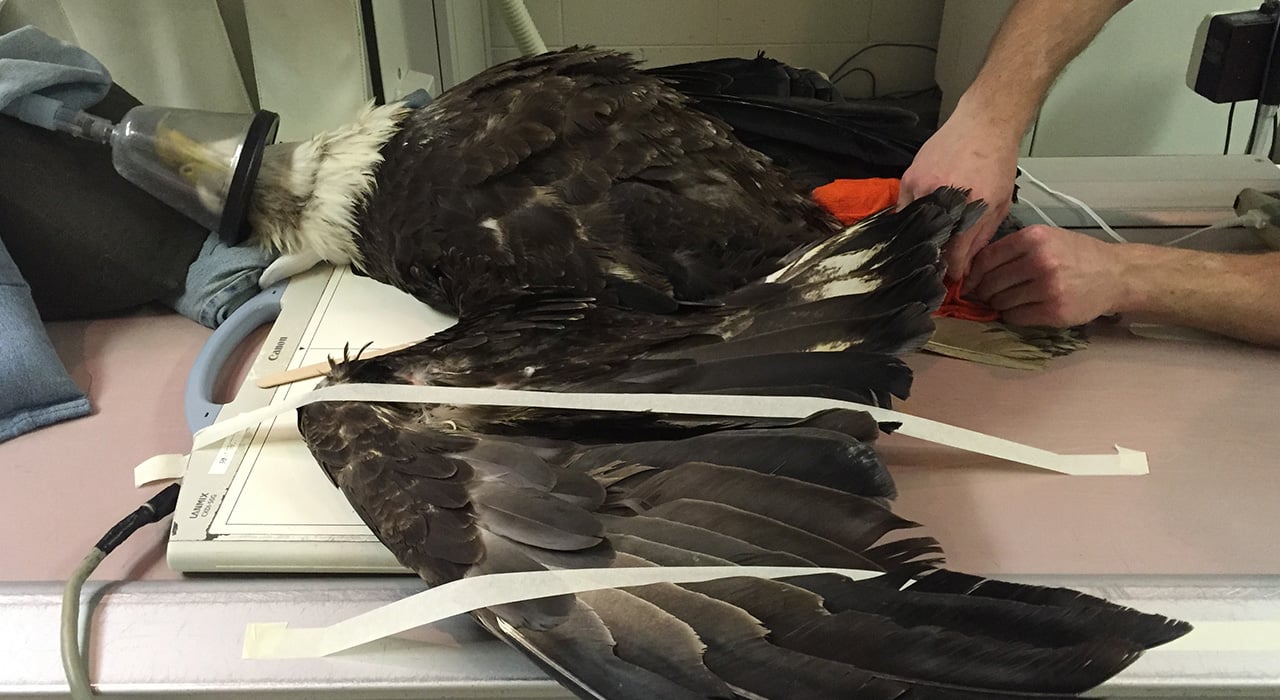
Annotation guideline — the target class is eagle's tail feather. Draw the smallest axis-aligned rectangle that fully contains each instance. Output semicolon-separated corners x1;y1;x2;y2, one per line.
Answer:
731;269;945;338
659;187;985;389
680;302;936;361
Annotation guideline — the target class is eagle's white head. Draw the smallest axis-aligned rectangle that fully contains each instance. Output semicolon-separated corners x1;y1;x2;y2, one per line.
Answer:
248;103;410;268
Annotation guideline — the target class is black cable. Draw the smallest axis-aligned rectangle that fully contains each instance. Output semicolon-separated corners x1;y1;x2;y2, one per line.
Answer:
1225;101;1237;154
1246;6;1280;151
829;41;939;85
835;67;878;96
93;483;182;553
62;484;182;700
880;85;942;100
359;0;386;105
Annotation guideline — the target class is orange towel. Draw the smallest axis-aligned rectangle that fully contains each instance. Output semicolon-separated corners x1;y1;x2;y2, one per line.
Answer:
938;278;999;322
812;178;899;223
811;178;997;322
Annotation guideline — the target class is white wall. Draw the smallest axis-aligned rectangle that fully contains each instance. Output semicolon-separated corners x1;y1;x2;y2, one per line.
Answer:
0;0;948;135
1034;0;1259;156
936;0;1263;157
483;0;946;99
0;0;252;113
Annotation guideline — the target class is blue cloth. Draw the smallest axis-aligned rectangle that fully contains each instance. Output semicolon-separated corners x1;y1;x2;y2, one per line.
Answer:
0;25;111;129
166;233;275;329
0;25;277;440
0;25;111;441
0;236;91;443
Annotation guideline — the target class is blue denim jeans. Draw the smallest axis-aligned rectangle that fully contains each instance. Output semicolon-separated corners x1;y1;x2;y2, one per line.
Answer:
164;232;273;329
0;234;90;442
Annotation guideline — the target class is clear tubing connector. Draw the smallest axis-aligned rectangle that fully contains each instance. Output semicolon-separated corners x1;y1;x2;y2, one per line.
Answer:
50;106;115;144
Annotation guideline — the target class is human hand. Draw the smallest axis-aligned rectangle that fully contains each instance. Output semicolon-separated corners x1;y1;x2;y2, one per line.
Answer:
898;111;1019;281
963;224;1131;327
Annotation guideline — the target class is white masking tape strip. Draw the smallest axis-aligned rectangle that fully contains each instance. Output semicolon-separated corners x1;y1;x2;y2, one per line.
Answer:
133;453;187;487
243;565;879;659
198;384;1147;476
136;384;1147;486
1160;621;1280;652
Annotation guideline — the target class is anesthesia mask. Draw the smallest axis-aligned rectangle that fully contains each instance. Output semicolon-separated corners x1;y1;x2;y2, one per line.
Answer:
49;104;279;244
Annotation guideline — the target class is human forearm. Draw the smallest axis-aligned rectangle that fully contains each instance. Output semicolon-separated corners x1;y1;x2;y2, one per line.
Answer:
1117;245;1280;347
955;0;1134;137
902;0;1131;279
967;226;1280;348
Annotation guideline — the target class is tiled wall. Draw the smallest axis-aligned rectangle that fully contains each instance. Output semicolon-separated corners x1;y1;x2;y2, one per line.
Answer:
483;0;944;99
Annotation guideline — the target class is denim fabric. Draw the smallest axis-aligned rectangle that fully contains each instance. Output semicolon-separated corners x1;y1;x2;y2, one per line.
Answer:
0;235;90;443
164;232;274;329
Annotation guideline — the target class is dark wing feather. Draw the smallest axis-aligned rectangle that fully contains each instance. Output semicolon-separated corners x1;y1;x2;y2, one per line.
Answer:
300;394;1187;699
470;480;603;551
565;425;896;499
573;587;738;698
606;461;925;557
474;601;713;700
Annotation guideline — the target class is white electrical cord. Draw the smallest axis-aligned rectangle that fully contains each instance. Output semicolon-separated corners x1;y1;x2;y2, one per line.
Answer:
1160;210;1270;247
1017;195;1060;229
1017;168;1129;243
1017;167;1270;248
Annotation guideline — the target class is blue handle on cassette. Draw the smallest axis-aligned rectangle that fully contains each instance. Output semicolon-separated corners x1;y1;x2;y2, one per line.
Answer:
184;283;285;433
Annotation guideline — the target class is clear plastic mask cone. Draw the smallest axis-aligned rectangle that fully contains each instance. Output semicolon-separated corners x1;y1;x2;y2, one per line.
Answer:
111;106;278;243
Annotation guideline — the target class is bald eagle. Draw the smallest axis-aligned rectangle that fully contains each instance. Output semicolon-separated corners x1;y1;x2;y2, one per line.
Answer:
251;47;1188;699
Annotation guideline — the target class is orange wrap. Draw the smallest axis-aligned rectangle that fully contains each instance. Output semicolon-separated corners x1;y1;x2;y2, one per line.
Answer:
812;178;998;322
812;178;899;223
937;278;999;322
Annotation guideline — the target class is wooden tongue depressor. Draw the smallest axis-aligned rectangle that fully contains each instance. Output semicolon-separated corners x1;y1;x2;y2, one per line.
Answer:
256;341;418;388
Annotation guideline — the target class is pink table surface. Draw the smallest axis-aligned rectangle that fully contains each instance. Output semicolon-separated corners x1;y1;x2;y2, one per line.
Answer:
0;312;267;582
889;322;1280;576
3;312;1277;583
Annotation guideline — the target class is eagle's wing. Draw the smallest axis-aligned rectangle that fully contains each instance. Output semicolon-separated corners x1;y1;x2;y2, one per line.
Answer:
299;396;1189;700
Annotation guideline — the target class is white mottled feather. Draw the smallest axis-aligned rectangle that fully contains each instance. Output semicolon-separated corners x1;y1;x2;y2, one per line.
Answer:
812;244;887;278
808;276;880;300
248;103;409;265
765;221;878;284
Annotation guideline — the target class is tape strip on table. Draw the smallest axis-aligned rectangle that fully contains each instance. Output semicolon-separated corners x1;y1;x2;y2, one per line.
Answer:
241;565;1280;660
243;565;881;659
135;383;1149;487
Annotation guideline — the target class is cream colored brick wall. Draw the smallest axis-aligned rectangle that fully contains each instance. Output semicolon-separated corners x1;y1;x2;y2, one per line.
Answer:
483;0;944;99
